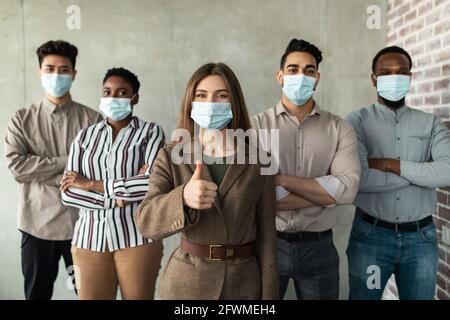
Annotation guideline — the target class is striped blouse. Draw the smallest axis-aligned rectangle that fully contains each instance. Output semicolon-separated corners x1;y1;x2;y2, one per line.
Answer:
61;116;165;252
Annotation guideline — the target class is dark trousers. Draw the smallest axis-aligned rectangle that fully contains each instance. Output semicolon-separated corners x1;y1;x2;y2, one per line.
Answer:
20;230;75;300
277;230;340;300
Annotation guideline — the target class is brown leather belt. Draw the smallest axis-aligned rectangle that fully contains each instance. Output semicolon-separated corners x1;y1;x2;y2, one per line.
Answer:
180;238;255;260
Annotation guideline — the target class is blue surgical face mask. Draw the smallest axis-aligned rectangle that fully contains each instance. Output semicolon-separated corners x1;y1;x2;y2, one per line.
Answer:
191;101;233;129
376;74;411;102
282;74;316;106
41;73;73;97
99;96;133;121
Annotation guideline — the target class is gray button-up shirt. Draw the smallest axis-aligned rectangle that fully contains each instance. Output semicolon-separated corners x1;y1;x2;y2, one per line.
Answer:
346;103;450;222
4;96;103;240
252;101;360;232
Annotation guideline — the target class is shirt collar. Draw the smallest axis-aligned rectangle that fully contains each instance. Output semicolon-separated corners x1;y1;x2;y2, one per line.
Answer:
376;102;409;118
275;100;322;117
42;95;73;114
99;115;139;130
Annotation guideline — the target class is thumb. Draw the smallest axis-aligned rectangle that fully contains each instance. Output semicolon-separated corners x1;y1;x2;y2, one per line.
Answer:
191;161;204;180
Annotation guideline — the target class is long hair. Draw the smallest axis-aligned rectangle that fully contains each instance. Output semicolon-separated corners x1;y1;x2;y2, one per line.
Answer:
175;62;251;140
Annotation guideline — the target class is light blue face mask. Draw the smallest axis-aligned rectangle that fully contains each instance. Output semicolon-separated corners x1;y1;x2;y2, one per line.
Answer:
191;101;233;129
99;96;133;121
376;74;411;102
282;74;316;106
41;73;73;97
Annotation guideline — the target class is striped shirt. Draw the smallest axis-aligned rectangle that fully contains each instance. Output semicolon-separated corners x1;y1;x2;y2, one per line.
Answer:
61;116;165;252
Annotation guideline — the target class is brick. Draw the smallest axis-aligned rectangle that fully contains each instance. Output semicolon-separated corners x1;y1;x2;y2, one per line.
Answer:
399;25;410;37
425;66;441;78
443;33;450;47
405;35;417;47
438;205;450;220
435;20;450;35
434;78;450;91
437;191;448;204
436;287;448;300
443;92;450;104
426;38;441;51
411;18;425;32
426;10;442;25
409;96;423;106
445;3;450;17
388;32;398;43
435;50;450;63
428;96;442;106
418;82;433;92
411;44;425;55
434;216;445;232
438;260;450;278
438;243;447;260
443;64;450;76
405;9;417;21
433;106;449;118
418;27;433;41
411;19;425;32
437;273;447;292
418;1;433;16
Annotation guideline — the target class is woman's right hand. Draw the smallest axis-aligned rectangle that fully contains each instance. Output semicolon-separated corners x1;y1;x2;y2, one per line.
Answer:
183;162;218;210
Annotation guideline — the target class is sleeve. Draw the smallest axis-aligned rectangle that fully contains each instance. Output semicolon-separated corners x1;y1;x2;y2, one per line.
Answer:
315;120;361;205
61;130;116;210
346;111;411;193
136;147;200;241
103;124;165;202
4;111;67;183
400;117;450;188
256;174;279;300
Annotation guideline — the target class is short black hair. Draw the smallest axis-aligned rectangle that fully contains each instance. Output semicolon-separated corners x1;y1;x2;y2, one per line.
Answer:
372;46;412;73
36;40;78;69
103;67;140;94
280;39;323;70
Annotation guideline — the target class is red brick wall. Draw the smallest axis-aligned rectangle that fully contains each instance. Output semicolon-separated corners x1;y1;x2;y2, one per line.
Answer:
385;0;450;300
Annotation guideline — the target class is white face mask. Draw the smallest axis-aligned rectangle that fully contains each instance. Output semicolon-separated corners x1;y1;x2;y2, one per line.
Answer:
190;101;233;129
99;96;134;121
41;73;73;97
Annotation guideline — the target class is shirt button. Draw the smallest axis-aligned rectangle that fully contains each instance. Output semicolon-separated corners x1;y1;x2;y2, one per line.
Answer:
396;217;399;220
397;137;400;141
397;197;400;200
397;156;400;160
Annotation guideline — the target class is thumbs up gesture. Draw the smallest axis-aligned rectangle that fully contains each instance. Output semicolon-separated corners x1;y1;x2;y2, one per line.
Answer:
182;162;218;210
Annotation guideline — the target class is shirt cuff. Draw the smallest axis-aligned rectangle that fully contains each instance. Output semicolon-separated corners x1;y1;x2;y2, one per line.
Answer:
399;160;414;181
104;179;115;198
315;175;344;205
276;186;290;201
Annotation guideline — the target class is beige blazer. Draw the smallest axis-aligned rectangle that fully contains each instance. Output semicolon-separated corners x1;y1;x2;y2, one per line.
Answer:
136;141;278;300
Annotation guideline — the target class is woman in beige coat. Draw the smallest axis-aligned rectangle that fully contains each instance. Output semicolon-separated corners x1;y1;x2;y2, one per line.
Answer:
136;62;278;300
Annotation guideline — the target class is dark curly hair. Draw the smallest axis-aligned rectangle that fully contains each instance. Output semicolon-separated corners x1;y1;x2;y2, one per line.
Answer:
103;67;141;94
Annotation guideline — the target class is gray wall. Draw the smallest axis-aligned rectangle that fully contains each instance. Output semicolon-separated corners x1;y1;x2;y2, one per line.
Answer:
0;0;387;299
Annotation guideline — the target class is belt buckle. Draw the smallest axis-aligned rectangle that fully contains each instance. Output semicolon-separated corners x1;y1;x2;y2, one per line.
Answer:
209;244;223;260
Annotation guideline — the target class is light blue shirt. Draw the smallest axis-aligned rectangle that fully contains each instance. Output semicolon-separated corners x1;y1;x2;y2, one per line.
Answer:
347;103;450;223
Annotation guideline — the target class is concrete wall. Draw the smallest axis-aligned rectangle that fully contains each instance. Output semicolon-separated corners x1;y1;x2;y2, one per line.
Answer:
0;0;387;299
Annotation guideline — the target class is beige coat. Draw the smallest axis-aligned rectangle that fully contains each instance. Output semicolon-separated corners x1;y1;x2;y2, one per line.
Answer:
136;141;278;300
